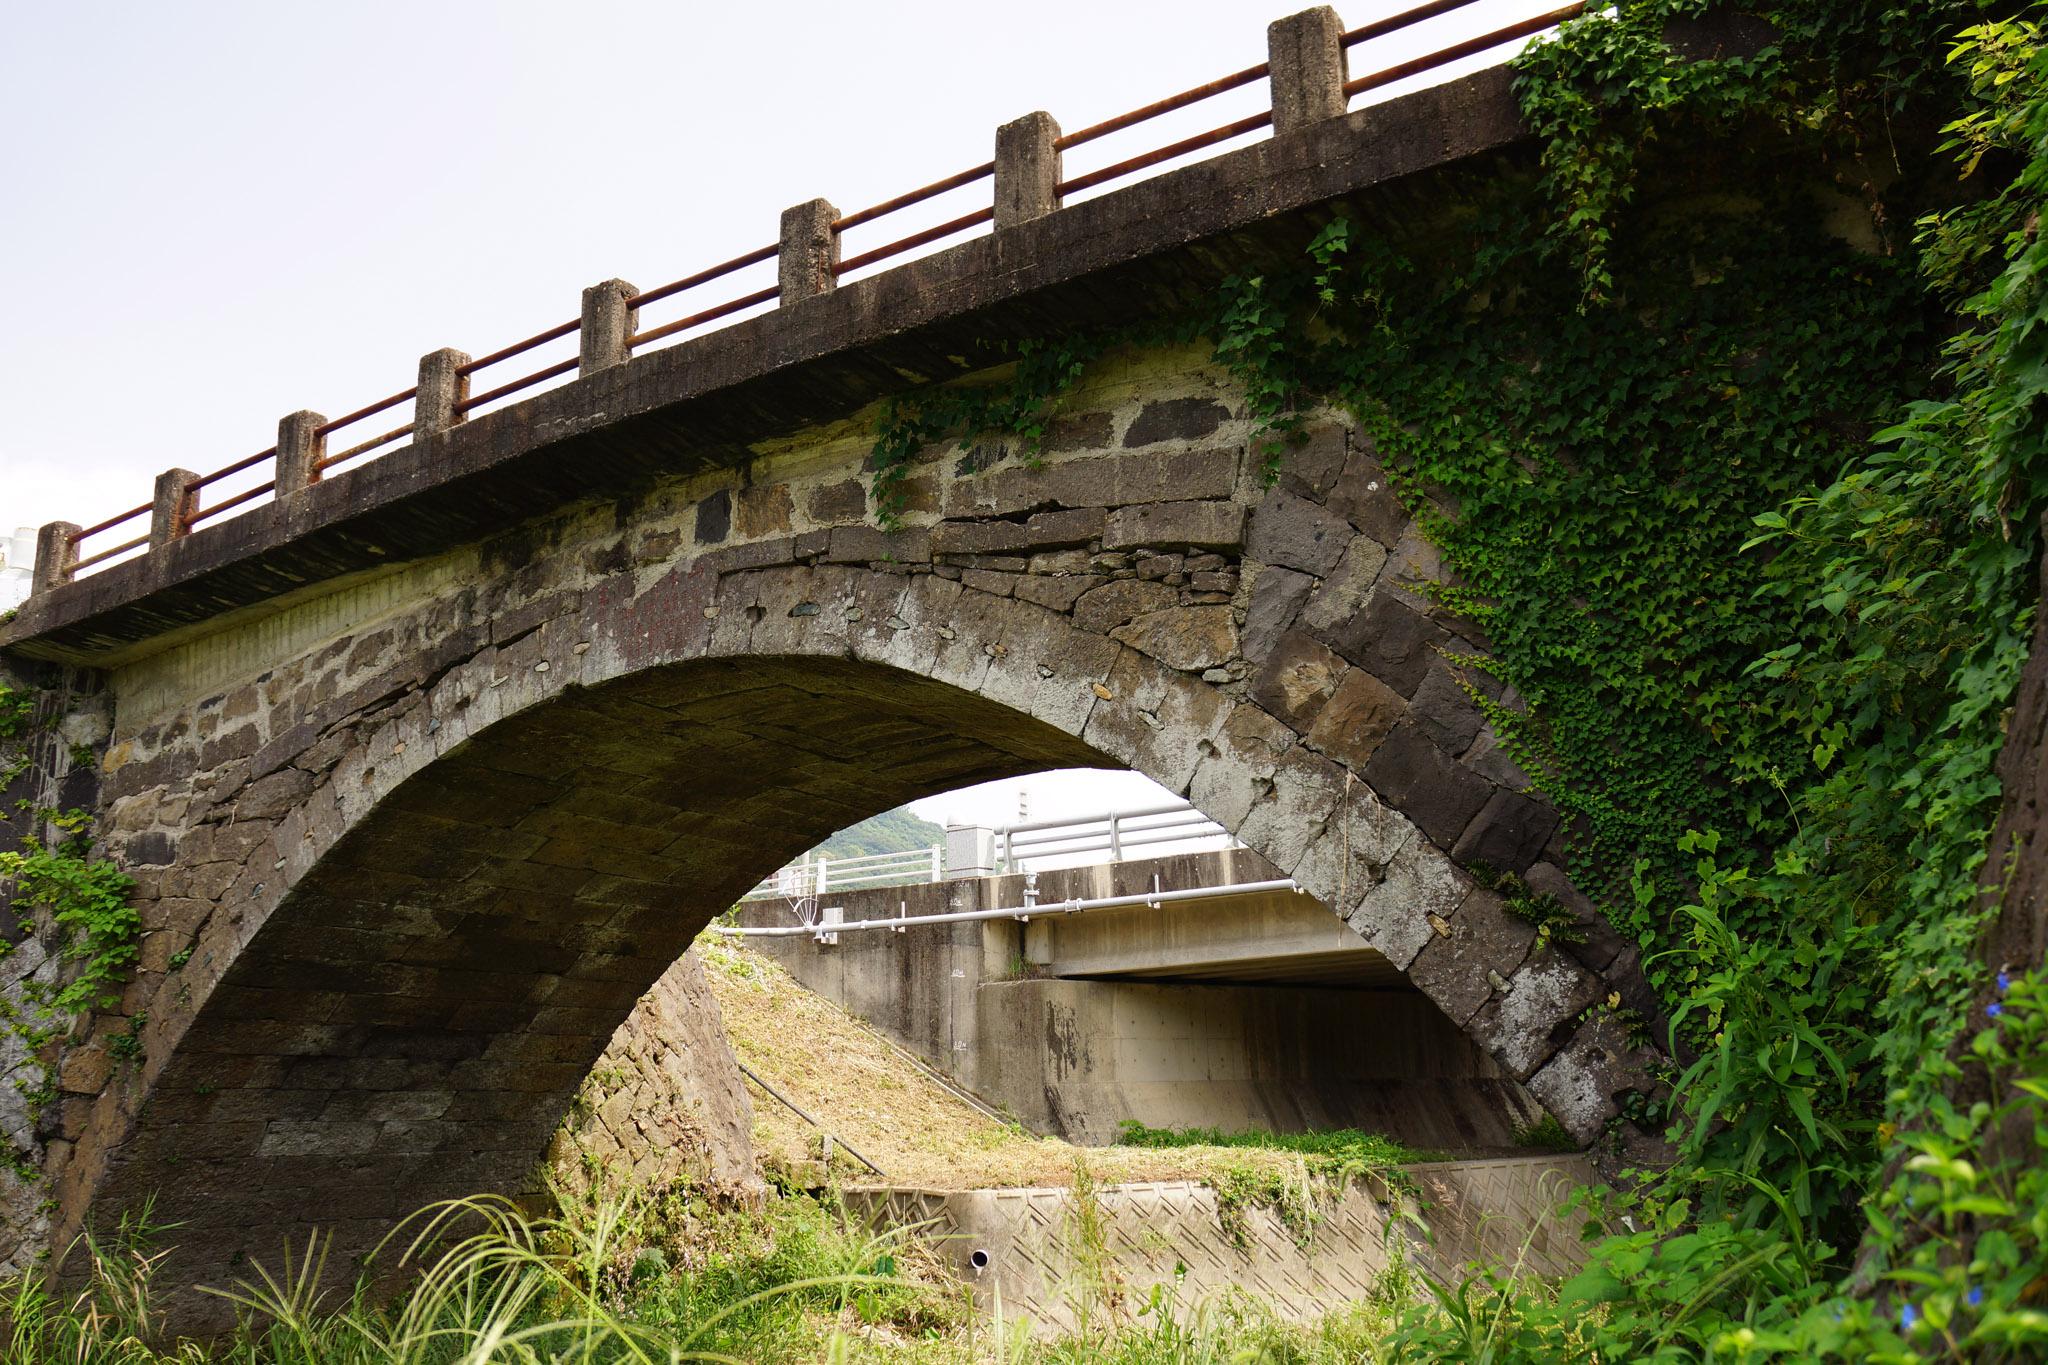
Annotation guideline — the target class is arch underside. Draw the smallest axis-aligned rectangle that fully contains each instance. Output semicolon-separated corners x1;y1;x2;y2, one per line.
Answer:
60;402;1671;1306
100;656;1098;1289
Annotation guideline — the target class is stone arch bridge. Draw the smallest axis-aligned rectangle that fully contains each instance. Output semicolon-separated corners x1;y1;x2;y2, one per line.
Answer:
0;5;1795;1307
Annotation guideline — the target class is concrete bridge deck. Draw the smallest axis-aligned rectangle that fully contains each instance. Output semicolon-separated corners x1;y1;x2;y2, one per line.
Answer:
734;849;1546;1151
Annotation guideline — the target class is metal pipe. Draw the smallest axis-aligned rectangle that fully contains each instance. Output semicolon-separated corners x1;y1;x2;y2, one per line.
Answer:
1343;3;1586;98
627;283;780;350
315;385;417;437
834;161;995;232
313;420;411;472
187;479;276;527
1339;0;1485;47
69;503;153;543
191;446;278;490
68;532;150;572
1057;109;1273;198
456;318;581;377
734;1060;887;1178
834;205;995;277
455;355;579;414
713;877;1302;938
998;799;1194;837
1055;61;1270;151
629;243;779;310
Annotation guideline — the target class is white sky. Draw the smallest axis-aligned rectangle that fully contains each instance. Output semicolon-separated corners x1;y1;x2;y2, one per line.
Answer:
2;0;1563;821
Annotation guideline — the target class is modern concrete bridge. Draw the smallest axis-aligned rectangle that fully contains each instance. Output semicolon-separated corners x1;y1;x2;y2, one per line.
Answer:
733;846;1556;1152
0;1;1762;1309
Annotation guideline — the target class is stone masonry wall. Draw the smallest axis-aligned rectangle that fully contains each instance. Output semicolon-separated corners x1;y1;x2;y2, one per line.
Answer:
16;341;1668;1297
545;948;757;1203
0;657;112;1273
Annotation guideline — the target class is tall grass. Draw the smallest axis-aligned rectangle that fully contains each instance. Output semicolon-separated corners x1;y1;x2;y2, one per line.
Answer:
0;1186;1406;1364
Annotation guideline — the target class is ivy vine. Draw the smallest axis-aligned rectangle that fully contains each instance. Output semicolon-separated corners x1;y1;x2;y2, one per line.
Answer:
866;0;2048;1352
0;679;139;1180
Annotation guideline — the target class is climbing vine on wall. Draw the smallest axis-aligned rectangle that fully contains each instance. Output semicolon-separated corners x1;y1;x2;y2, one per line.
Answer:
0;679;137;1175
870;0;2048;1353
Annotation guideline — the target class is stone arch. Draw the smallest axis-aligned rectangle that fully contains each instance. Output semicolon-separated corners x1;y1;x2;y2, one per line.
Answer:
61;552;1663;1305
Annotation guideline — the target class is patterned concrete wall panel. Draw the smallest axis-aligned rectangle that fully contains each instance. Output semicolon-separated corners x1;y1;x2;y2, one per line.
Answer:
846;1154;1593;1336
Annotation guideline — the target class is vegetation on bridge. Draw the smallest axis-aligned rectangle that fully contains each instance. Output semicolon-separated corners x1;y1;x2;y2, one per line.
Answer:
10;0;2048;1358
871;0;2048;1356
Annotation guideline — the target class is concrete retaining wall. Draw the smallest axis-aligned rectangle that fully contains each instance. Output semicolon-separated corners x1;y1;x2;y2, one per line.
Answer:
847;1154;1593;1335
736;850;1544;1150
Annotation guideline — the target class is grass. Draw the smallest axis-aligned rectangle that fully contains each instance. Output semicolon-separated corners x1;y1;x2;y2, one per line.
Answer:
0;1186;1405;1363
1112;1122;1431;1168
700;940;1420;1194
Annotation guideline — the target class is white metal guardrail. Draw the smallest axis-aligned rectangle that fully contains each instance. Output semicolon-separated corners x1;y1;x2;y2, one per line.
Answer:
739;800;1234;902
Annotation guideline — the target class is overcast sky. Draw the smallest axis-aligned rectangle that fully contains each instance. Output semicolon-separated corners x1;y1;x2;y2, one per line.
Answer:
2;0;1562;824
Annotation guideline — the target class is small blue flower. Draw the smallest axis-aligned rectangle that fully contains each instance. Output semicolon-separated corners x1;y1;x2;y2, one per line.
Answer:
1832;1306;1846;1322
1902;1303;1919;1331
1997;970;2011;994
1968;1286;1984;1308
1988;1002;2004;1018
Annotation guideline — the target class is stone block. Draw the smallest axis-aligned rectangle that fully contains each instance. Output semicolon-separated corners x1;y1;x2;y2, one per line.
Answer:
1380;525;1445;604
694;488;731;544
1187;703;1296;828
959;569;1016;597
735;484;794;538
1013;574;1100;611
804;479;868;524
1345;834;1466;970
1521;861;1626;973
1045;411;1112;451
1410;661;1486;754
1241;565;1314;663
930;507;1105;556
1451;788;1560;875
1122;397;1228;446
1361;721;1492;851
1250;629;1346;732
1236;744;1348;874
1403;886;1539;1025
235;768;314;821
1109;606;1237;673
1277;422;1347;499
1246;487;1350;576
1303;667;1405;771
1526;1012;1663;1143
1322;594;1448;696
1073;579;1178;634
1460;724;1533;788
1102;500;1244;552
1325;438;1411;547
1466;950;1604;1080
820;524;928;565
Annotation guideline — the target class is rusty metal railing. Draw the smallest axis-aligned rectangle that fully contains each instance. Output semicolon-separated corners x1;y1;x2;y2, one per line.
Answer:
46;0;1587;591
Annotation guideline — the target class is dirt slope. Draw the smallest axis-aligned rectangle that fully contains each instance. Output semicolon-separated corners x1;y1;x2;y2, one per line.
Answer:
698;938;1312;1190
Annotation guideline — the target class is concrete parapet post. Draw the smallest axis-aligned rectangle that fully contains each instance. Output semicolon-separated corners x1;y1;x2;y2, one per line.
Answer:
276;410;328;497
995;112;1062;230
946;824;997;880
32;522;79;594
1268;7;1348;133
579;279;639;375
415;349;471;440
149;469;200;548
778;199;840;303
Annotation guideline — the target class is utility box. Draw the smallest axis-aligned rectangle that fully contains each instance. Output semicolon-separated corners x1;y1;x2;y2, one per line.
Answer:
945;824;996;879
